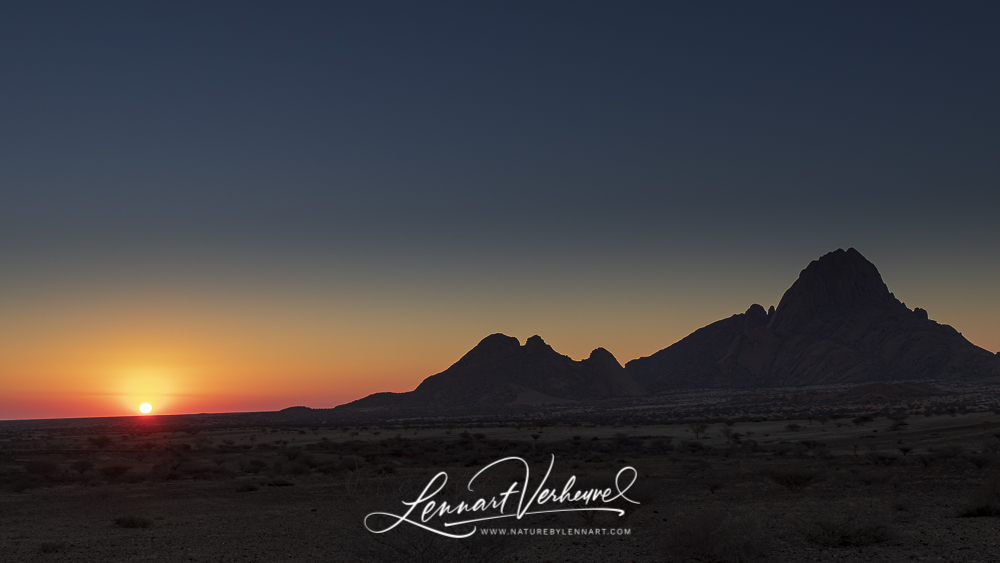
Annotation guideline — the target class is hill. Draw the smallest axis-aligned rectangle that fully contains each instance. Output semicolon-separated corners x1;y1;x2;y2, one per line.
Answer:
626;248;1000;392
341;334;642;410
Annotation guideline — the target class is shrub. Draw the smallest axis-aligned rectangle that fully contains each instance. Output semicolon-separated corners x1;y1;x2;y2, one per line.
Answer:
867;452;899;466
316;463;342;474
88;435;114;449
958;475;1000;517
38;542;66;553
114;516;153;529
768;470;817;494
688;424;710;439
965;455;992;470
70;459;94;474
100;465;132;480
983;440;1000;456
24;460;59;477
7;474;45;493
680;440;707;454
662;510;771;563
287;462;312;476
932;445;964;460
804;516;894;547
650;437;674;453
243;458;268;473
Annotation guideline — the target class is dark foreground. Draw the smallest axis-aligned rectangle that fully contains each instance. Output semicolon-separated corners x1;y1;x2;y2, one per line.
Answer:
2;393;1000;562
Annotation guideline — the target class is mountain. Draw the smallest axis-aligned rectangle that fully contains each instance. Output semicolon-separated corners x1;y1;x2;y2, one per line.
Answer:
341;334;643;410
626;248;1000;392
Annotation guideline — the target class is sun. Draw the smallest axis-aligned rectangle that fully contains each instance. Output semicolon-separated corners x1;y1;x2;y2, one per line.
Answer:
139;402;153;414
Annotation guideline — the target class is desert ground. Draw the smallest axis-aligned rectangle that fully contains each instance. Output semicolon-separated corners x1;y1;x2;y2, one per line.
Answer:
2;381;1000;562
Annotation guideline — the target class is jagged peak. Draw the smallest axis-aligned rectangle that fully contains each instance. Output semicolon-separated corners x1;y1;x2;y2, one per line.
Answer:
525;334;546;346
769;248;899;332
586;347;617;361
479;333;520;346
456;333;521;363
524;334;556;354
744;304;768;327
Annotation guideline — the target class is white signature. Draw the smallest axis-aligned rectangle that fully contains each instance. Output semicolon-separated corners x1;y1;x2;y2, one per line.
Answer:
364;455;638;538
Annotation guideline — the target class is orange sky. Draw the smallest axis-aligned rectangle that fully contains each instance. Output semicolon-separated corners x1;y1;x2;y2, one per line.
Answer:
1;246;997;421
3;4;999;421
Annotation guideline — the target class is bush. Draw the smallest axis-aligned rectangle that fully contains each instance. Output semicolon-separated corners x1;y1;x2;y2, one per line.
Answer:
38;542;66;553
958;475;1000;517
866;452;899;466
100;465;132;480
24;460;59;477
850;467;896;487
287;461;312;476
114;516;153;528
243;458;268;473
650;437;674;453
680;440;707;454
70;459;94;474
932;445;964;460
804;516;894;547
965;455;992;470
662;510;771;562
88;435;114;449
7;474;45;493
767;470;817;494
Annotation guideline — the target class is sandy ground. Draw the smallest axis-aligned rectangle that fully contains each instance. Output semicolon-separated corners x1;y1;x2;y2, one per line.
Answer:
2;410;1000;562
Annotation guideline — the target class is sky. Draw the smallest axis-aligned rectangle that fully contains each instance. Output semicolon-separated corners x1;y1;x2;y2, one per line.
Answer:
1;1;998;420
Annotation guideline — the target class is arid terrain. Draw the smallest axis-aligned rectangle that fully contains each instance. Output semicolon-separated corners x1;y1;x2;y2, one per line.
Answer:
3;380;1000;562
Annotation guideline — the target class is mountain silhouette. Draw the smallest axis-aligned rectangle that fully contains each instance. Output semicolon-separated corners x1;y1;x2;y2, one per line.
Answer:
342;334;643;409
626;248;1000;391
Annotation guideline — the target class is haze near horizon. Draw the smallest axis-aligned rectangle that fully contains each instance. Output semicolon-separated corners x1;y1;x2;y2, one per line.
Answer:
2;2;998;420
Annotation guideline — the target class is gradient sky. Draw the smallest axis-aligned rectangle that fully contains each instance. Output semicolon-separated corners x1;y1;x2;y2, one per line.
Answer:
2;2;998;420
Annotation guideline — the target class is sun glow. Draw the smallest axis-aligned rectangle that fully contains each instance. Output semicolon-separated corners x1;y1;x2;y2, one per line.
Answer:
117;366;176;415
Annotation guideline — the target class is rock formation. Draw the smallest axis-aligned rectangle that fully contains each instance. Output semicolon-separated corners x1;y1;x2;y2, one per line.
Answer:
626;248;1000;391
342;334;643;409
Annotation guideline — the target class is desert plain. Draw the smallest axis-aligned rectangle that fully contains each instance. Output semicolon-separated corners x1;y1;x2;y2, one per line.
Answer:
2;379;1000;563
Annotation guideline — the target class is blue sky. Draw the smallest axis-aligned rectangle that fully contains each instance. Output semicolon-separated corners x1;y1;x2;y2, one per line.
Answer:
1;2;998;418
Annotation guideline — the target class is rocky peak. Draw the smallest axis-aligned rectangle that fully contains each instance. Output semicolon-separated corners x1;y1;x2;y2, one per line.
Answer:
524;334;553;353
585;347;620;366
455;333;521;367
744;304;769;328
769;248;900;333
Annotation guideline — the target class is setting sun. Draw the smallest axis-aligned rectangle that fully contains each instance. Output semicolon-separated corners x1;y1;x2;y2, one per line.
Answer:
139;402;152;414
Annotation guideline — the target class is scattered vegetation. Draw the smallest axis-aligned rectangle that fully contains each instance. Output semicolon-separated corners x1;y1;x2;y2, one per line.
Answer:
958;475;1000;517
767;470;818;494
662;510;771;563
38;542;66;554
803;515;895;547
114;516;153;529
